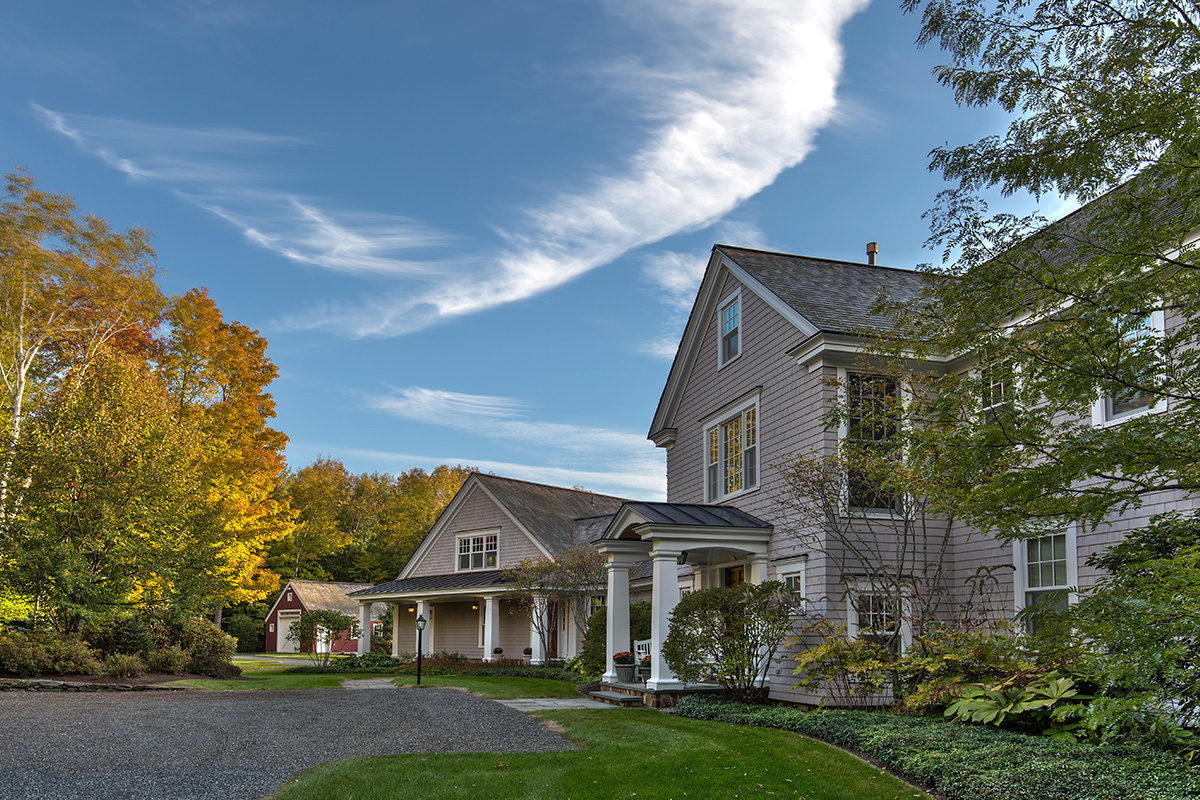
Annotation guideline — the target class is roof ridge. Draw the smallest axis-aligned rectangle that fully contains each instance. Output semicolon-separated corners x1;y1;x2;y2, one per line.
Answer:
475;472;630;502
715;243;921;276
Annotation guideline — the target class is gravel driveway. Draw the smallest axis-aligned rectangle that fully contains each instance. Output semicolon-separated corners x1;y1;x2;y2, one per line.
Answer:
0;687;574;800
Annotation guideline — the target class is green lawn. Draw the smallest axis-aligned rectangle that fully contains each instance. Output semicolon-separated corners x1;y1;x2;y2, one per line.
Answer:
392;674;585;699
272;707;931;800
169;659;397;690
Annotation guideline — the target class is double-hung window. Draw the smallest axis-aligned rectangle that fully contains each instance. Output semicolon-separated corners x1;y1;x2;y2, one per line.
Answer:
1093;309;1166;424
457;532;497;571
1014;527;1077;630
980;356;1015;425
705;398;758;502
847;585;906;654
845;373;900;511
718;292;741;366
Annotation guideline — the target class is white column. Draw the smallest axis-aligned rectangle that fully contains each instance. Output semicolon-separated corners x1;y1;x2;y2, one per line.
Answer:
603;560;631;683
415;599;430;655
357;602;372;656
482;595;500;661
562;599;578;659
529;595;548;665
648;544;685;691
748;553;770;585
391;603;402;659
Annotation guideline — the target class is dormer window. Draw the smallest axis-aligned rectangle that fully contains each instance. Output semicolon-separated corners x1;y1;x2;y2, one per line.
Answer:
719;293;741;366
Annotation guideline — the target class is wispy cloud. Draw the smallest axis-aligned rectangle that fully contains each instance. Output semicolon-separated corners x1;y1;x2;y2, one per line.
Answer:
38;0;868;336
361;386;666;496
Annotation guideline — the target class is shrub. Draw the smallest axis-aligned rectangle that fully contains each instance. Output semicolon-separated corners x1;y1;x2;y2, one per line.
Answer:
580;601;653;676
104;653;146;678
0;633;53;677
44;635;102;675
356;651;399;669
146;646;188;674
226;614;261;653
120;617;155;657
663;582;797;703
675;696;1200;800
185;653;242;679
176;617;236;661
466;665;583;683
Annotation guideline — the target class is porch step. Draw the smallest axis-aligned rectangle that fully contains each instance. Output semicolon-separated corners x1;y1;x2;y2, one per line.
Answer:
588;690;642;707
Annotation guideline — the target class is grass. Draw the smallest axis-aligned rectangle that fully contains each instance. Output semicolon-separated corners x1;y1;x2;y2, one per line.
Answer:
272;707;932;800
169;659;397;690
392;674;585;699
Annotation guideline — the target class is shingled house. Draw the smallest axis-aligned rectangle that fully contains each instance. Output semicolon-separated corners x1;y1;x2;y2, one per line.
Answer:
350;473;627;663
264;580;386;654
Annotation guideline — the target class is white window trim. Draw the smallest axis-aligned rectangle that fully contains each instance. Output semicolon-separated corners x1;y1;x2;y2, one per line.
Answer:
1090;309;1168;427
701;391;761;503
455;528;500;573
845;579;912;650
717;290;743;369
1013;524;1079;614
775;556;806;603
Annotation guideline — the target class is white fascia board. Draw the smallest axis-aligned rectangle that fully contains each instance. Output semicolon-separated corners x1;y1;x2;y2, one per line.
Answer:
649;248;821;441
264;580;301;621
472;481;556;560
352;584;512;603
598;503;651;541
401;475;483;578
791;333;956;373
639;524;773;552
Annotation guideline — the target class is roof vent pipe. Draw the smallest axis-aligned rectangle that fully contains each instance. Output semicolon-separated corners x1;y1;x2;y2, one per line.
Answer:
866;242;878;266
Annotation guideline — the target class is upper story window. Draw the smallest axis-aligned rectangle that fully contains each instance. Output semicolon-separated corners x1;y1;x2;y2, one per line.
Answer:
705;397;758;502
718;292;741;366
980;356;1015;425
845;373;900;511
457;532;497;572
1092;309;1166;424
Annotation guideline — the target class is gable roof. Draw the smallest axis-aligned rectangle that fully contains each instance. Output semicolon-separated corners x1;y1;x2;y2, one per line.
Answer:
271;580;386;618
649;244;927;441
717;246;928;336
398;473;630;580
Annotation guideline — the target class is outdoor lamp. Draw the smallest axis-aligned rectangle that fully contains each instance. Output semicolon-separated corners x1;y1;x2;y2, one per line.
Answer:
415;614;427;685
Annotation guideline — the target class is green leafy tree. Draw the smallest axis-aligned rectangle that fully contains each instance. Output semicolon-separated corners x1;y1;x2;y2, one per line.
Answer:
285;608;360;667
662;582;797;703
4;348;202;637
0;169;163;537
503;542;606;662
888;0;1200;538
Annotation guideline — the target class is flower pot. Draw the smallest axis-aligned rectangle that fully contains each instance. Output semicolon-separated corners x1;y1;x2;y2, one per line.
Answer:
614;664;636;683
637;665;650;682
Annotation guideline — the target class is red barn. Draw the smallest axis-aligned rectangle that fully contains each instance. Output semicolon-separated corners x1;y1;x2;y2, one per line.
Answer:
264;580;386;654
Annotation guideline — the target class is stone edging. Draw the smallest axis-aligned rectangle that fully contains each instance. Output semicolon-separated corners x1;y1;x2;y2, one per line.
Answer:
0;678;188;692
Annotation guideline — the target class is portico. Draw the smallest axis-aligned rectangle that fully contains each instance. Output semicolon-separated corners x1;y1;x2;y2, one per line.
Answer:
595;502;773;690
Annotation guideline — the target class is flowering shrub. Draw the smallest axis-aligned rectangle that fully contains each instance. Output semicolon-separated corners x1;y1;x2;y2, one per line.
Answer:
640;655;651;666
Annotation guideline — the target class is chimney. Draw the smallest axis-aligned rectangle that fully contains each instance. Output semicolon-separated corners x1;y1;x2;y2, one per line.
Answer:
866;242;878;266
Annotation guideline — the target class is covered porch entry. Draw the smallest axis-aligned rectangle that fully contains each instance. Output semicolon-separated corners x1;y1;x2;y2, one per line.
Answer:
595;502;773;691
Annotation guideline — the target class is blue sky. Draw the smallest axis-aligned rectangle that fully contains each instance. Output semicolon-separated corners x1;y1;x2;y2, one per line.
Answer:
2;0;1042;499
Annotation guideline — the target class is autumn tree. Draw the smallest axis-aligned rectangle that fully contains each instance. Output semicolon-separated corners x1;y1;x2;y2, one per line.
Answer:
503;542;606;662
156;288;294;618
3;348;202;637
889;0;1200;538
0;169;162;536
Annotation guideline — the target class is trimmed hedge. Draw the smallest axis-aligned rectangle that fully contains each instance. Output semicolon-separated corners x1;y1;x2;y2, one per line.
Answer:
465;666;583;684
675;695;1200;800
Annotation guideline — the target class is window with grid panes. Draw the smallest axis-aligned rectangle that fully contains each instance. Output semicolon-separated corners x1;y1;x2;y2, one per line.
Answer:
981;356;1015;425
1024;533;1069;615
720;295;740;364
846;373;899;510
1105;312;1160;419
457;533;497;571
705;403;758;501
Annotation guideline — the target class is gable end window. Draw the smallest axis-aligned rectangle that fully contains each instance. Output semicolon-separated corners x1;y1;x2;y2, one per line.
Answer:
457;533;498;572
718;293;741;366
705;400;758;502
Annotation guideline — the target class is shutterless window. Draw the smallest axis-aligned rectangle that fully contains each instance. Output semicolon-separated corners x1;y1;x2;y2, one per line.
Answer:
457;534;497;571
706;404;758;501
1106;313;1158;419
846;374;899;510
1025;533;1068;613
981;357;1015;424
720;296;740;363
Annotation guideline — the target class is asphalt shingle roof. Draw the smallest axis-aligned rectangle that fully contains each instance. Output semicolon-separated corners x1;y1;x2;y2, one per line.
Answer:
473;474;628;555
717;245;929;335
287;580;387;616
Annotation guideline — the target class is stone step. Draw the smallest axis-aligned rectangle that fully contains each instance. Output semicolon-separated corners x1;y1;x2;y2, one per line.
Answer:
588;690;643;707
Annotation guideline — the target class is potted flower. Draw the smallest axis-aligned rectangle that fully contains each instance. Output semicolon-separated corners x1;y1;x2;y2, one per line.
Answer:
493;646;503;656
612;651;636;683
637;654;651;682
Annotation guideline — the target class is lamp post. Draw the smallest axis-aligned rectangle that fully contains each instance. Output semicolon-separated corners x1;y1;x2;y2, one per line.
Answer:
415;614;427;686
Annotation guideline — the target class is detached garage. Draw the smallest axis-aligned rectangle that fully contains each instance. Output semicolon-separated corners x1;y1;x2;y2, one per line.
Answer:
265;580;386;653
